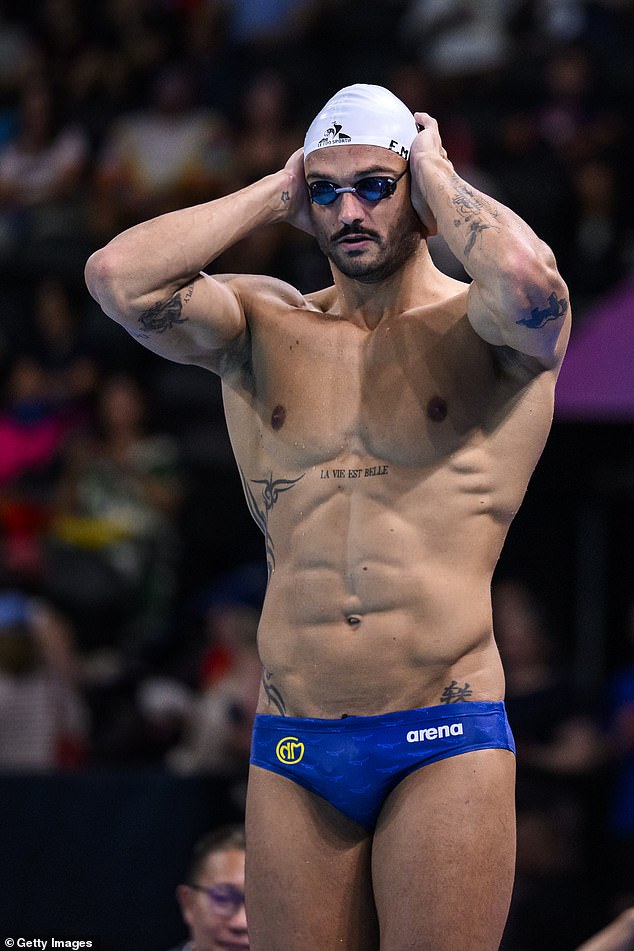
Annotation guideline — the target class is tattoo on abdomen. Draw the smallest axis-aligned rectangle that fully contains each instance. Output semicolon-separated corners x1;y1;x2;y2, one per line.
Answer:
263;670;286;715
239;468;304;576
136;292;188;336
440;680;473;704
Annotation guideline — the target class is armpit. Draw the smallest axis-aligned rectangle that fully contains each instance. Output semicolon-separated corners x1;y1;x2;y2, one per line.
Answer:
491;344;550;382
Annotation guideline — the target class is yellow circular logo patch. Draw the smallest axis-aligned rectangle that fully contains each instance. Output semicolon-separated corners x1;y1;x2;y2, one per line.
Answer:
275;736;305;764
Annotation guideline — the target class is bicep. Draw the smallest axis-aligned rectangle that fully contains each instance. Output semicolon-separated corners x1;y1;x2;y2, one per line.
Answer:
124;271;249;372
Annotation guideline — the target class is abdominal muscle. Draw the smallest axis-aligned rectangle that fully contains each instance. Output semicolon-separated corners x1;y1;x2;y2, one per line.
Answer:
254;462;508;719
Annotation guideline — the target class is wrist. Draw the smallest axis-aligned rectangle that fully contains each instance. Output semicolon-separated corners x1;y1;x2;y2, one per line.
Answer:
410;151;455;208
258;168;298;225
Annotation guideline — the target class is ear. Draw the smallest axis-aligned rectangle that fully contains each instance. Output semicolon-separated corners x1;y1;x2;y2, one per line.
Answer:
176;884;195;928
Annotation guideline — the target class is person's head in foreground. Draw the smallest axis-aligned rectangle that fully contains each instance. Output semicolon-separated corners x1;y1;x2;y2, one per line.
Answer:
176;824;249;951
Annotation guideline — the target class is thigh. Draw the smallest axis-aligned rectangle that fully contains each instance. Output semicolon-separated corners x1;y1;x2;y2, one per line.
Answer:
245;764;380;951
372;749;516;951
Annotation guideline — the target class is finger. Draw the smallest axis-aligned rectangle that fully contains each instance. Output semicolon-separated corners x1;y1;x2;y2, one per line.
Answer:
414;112;436;127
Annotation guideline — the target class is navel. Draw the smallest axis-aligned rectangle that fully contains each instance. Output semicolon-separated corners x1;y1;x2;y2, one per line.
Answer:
427;395;447;422
271;404;286;430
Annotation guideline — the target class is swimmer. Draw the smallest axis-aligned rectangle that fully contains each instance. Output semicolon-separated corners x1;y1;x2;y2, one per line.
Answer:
85;83;571;951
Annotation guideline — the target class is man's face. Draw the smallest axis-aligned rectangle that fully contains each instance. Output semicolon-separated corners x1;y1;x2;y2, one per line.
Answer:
304;144;424;283
178;848;249;950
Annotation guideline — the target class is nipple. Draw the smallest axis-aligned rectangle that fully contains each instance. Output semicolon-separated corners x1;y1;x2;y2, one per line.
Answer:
271;404;286;430
426;396;447;422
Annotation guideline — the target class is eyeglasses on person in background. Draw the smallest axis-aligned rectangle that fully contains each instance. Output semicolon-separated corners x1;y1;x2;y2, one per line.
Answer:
187;881;245;917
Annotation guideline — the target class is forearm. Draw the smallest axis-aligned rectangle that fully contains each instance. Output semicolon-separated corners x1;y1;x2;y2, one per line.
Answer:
85;170;290;315
411;147;570;365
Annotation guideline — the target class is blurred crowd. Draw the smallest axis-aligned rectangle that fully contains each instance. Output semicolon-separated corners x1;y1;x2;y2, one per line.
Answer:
0;1;632;947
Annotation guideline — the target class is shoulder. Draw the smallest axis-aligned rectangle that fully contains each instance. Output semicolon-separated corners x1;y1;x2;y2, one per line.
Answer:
217;273;320;319
216;273;323;382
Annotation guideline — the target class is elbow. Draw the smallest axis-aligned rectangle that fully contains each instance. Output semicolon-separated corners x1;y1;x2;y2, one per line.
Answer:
84;246;113;305
84;245;129;318
508;243;569;321
506;240;565;302
502;243;571;368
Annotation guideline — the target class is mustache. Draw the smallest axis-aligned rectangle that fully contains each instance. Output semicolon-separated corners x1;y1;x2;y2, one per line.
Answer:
331;225;379;242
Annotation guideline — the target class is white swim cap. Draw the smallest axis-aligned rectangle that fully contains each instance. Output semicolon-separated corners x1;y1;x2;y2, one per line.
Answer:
304;84;419;160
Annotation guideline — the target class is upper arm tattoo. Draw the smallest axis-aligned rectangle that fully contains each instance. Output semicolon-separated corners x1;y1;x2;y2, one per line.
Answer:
136;286;192;337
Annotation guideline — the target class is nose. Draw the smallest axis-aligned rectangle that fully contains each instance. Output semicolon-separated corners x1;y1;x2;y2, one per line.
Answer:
337;189;366;226
228;900;248;931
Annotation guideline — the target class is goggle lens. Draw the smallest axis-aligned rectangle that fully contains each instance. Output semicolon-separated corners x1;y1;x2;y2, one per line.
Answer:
309;173;405;206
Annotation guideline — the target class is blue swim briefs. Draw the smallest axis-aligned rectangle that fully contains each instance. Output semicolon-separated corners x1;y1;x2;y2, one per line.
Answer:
250;701;515;830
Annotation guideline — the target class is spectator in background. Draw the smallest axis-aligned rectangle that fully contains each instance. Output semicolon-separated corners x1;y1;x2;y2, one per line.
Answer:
93;61;233;236
0;77;91;278
482;104;574;268
398;0;521;98
0;355;83;580
0;356;80;491
164;560;267;778
27;276;100;410
494;577;608;950
0;585;89;769
46;372;184;655
168;823;249;951
566;158;626;309
232;69;300;185
537;44;624;169
212;68;316;290
226;0;318;58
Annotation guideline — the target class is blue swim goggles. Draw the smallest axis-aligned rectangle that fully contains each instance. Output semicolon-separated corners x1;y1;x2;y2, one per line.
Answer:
308;168;408;205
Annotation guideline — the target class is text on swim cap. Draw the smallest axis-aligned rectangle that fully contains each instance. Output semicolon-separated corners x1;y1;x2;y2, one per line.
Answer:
389;140;410;159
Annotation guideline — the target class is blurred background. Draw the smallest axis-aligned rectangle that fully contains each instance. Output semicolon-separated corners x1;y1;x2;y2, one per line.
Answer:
0;1;632;948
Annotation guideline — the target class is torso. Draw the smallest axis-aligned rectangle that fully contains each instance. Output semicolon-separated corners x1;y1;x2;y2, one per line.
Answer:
220;276;557;718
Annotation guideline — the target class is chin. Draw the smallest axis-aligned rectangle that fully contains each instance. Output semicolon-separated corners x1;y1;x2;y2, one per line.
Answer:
336;257;401;284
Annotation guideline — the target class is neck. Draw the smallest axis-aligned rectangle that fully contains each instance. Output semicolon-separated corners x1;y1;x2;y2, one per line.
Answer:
329;242;446;329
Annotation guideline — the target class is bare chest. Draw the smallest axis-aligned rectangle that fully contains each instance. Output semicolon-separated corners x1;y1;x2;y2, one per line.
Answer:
226;309;498;470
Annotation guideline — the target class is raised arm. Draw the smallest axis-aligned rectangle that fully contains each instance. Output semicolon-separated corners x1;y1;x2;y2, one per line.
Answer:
84;149;311;373
409;113;570;372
